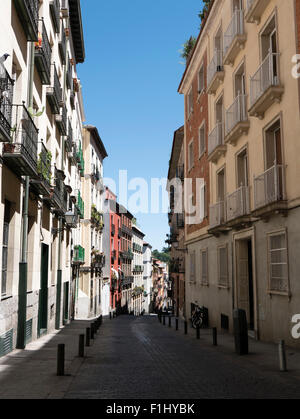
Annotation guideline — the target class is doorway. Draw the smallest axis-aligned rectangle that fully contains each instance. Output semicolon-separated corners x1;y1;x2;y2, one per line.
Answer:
63;282;70;325
38;244;49;338
235;238;255;332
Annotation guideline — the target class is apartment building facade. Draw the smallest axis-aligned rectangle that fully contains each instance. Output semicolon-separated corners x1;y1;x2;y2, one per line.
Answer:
132;224;145;315
76;125;107;319
0;0;87;355
178;0;300;346
167;126;187;319
142;242;152;314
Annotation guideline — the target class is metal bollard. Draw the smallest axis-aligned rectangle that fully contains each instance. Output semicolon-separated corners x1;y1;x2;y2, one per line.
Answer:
169;317;172;328
163;316;166;326
176;318;179;331
196;326;200;340
279;340;287;372
184;321;188;335
57;344;65;376
158;314;161;323
86;327;91;347
109;312;112;320
100;315;103;325
78;334;85;358
213;327;218;346
93;322;97;334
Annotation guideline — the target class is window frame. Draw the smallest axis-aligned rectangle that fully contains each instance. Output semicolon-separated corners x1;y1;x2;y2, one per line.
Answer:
217;244;229;289
200;248;209;286
267;228;290;296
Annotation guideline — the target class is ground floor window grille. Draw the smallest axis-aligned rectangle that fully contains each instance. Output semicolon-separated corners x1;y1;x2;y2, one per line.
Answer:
268;231;289;294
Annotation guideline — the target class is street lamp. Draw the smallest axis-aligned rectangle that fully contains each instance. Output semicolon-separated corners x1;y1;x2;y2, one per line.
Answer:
172;241;188;253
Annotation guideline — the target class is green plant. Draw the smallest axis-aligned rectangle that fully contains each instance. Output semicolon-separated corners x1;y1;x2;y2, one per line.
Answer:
37;150;52;183
28;106;45;118
180;36;197;61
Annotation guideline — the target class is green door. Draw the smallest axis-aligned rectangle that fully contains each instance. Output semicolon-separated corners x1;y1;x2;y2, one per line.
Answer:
38;244;49;338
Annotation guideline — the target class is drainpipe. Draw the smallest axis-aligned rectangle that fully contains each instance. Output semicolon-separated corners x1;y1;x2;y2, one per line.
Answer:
16;41;35;349
55;17;69;329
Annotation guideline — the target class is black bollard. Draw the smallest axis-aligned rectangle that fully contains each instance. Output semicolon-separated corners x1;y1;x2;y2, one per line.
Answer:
184;321;188;335
57;344;65;376
169;317;172;328
78;334;85;358
163;316;166;326
176;318;179;331
86;327;91;347
100;315;103;325
109;312;112;320
213;327;218;346
196;326;200;340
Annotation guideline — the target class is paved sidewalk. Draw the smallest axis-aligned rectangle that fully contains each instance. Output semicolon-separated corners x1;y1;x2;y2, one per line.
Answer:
0;315;300;399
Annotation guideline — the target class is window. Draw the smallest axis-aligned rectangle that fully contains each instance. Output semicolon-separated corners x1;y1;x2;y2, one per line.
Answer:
199;124;206;157
1;200;11;298
190;251;196;283
187;88;193;117
188;140;194;171
268;231;289;294
218;245;228;288
200;249;208;285
198;64;205;94
199;182;206;221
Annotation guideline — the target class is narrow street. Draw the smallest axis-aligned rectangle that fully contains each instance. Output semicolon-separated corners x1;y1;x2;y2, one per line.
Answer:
1;315;300;399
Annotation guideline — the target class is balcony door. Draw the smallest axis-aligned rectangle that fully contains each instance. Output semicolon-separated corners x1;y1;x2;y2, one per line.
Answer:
235;64;246;97
261;17;278;83
237;149;248;188
265;121;283;200
217;168;226;203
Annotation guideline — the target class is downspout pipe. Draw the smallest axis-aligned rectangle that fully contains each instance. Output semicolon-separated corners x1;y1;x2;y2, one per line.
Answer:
16;41;35;349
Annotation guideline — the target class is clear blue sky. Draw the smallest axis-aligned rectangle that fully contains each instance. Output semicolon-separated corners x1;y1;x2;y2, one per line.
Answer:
78;0;203;251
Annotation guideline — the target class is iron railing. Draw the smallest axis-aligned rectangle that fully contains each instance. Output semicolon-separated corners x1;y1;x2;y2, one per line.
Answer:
225;94;248;136
65;119;73;152
209;201;226;228
226;186;250;221
14;0;39;41
250;52;281;108
59;22;66;64
0;68;14;142
208;122;224;157
254;164;285;210
66;59;72;90
223;9;245;57
35;19;51;84
50;0;60;33
47;64;62;114
207;50;223;88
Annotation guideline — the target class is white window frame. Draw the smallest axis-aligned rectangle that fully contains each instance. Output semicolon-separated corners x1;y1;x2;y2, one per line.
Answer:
188;139;194;172
218;244;229;288
267;229;290;296
187;88;194;118
198;63;205;94
199;122;206;158
200;248;209;286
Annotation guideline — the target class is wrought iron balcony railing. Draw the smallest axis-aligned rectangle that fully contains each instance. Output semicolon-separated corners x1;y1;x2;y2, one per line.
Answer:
249;52;282;114
208;122;226;161
59;22;67;65
207;50;224;93
14;0;39;41
209;201;226;229
55;104;67;135
225;94;249;142
46;64;62;115
31;142;52;196
0;68;14;143
226;186;250;222
121;224;133;237
50;0;60;33
223;9;246;65
254;164;285;210
34;19;51;85
65;119;73;153
66;59;72;90
2;104;38;178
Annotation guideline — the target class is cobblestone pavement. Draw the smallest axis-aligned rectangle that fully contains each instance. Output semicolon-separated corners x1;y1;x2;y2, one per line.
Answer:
1;315;300;399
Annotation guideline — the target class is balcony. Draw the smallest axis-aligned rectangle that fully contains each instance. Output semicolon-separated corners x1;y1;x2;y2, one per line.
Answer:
133;266;144;273
61;0;69;18
30;143;52;196
122;276;134;288
34;19;51;85
121;224;133;237
91;205;104;231
253;164;287;216
225;95;250;145
46;65;62;115
209;201;226;230
49;0;60;34
65;120;73;153
73;245;85;265
14;0;39;41
76;190;84;219
43;170;67;214
59;23;67;65
91;252;105;269
70;91;75;110
223;10;246;66
66;59;72;90
226;186;251;227
249;52;284;118
0;69;14;143
208;122;226;163
245;0;271;24
2;104;38;178
120;249;134;260
207;50;225;95
55;104;67;135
